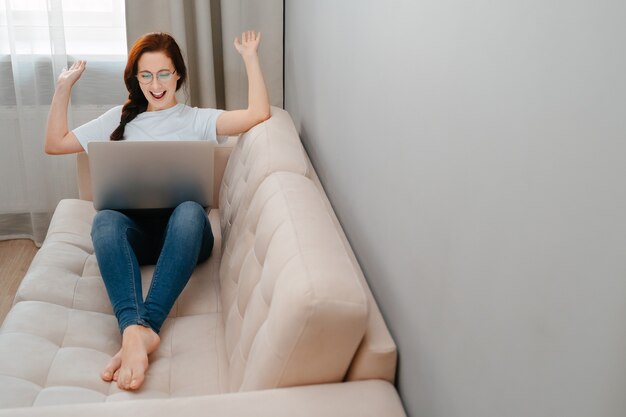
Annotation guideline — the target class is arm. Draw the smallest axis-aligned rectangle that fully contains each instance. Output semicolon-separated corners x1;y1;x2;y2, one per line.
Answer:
216;31;271;136
45;60;86;155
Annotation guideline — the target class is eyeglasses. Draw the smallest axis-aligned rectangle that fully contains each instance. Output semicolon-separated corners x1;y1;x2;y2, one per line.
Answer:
136;70;176;84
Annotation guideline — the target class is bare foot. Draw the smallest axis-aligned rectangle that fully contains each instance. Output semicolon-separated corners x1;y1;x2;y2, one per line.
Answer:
116;325;160;390
101;348;122;382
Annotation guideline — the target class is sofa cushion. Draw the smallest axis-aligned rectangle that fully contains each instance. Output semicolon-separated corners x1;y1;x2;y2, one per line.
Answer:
14;200;221;319
0;300;227;407
1;204;228;408
220;172;368;391
219;106;310;246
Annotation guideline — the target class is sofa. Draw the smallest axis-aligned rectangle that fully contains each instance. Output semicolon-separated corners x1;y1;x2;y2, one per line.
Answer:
0;107;405;416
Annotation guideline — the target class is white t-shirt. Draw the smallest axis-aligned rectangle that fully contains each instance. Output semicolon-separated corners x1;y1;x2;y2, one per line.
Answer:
73;103;224;153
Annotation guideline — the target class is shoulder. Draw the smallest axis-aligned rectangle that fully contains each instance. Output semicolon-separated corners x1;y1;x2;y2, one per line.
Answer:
74;105;122;133
108;104;124;113
175;105;224;141
100;105;123;123
179;104;223;119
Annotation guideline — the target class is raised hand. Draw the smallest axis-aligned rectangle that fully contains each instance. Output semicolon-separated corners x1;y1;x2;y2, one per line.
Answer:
217;30;269;136
57;60;86;90
233;31;261;58
45;60;87;155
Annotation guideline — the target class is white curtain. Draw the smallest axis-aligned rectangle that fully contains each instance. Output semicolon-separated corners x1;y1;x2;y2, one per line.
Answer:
0;0;128;245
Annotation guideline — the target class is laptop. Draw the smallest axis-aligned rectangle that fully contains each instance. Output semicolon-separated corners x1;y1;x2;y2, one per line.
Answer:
88;141;214;211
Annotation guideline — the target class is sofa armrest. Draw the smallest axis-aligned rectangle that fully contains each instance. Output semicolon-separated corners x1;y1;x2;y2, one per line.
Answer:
0;380;405;417
213;136;238;207
76;152;91;201
75;137;239;206
301;156;398;384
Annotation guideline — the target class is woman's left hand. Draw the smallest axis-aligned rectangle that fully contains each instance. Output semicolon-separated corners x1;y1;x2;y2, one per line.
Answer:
217;30;269;136
234;31;261;58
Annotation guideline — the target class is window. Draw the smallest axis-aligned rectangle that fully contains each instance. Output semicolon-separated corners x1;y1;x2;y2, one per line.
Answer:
0;0;126;56
0;0;128;107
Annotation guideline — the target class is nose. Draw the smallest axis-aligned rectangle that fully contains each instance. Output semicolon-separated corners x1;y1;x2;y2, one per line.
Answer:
150;76;162;88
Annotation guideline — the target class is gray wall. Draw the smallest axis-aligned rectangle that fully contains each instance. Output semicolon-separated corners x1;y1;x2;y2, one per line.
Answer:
284;1;626;416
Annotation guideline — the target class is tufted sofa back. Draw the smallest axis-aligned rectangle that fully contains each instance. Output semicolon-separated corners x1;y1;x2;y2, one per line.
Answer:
219;172;368;391
218;106;310;246
216;106;397;390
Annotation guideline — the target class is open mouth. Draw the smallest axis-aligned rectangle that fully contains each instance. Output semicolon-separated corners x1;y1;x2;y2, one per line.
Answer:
150;91;166;100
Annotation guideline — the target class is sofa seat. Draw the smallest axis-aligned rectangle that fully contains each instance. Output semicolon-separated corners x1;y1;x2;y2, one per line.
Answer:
0;201;229;407
13;200;222;321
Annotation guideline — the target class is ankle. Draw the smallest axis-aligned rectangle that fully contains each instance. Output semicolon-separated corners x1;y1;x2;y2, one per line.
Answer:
122;324;160;352
123;324;156;337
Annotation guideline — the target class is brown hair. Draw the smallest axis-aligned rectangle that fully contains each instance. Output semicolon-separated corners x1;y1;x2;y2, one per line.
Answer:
110;32;187;141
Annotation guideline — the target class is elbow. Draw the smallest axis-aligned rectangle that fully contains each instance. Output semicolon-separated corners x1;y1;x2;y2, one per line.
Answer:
261;108;271;122
44;132;55;154
44;142;55;155
235;107;271;134
256;108;271;124
44;137;61;155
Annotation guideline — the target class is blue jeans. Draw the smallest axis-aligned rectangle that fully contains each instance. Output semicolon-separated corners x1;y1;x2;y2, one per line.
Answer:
91;201;213;334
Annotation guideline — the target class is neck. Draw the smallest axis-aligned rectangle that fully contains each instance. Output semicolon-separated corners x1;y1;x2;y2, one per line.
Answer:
147;100;178;112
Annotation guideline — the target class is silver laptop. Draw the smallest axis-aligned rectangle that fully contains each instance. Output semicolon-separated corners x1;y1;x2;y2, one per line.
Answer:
88;141;214;211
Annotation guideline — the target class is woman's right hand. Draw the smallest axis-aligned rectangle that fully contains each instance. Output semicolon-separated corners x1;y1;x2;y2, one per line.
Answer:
56;60;86;90
46;60;87;155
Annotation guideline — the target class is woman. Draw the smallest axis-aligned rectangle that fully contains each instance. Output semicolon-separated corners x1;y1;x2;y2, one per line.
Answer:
44;31;270;391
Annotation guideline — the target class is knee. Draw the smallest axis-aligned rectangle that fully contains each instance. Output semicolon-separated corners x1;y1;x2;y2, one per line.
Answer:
198;223;215;263
91;210;127;240
167;201;208;239
171;201;207;225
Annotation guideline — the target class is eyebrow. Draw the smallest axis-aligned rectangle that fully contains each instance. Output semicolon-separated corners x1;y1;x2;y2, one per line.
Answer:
138;68;173;73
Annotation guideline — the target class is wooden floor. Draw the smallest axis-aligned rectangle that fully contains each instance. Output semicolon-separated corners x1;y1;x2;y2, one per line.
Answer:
0;239;38;324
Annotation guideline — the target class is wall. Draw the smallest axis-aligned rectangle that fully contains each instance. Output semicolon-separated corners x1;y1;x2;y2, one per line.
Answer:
284;1;626;416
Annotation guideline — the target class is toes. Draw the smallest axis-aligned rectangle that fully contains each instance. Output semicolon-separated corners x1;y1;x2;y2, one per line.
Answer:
116;364;146;390
117;367;132;390
130;372;145;390
101;370;113;382
101;352;122;382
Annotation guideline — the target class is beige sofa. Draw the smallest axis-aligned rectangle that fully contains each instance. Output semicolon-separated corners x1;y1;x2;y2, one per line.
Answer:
0;107;405;416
